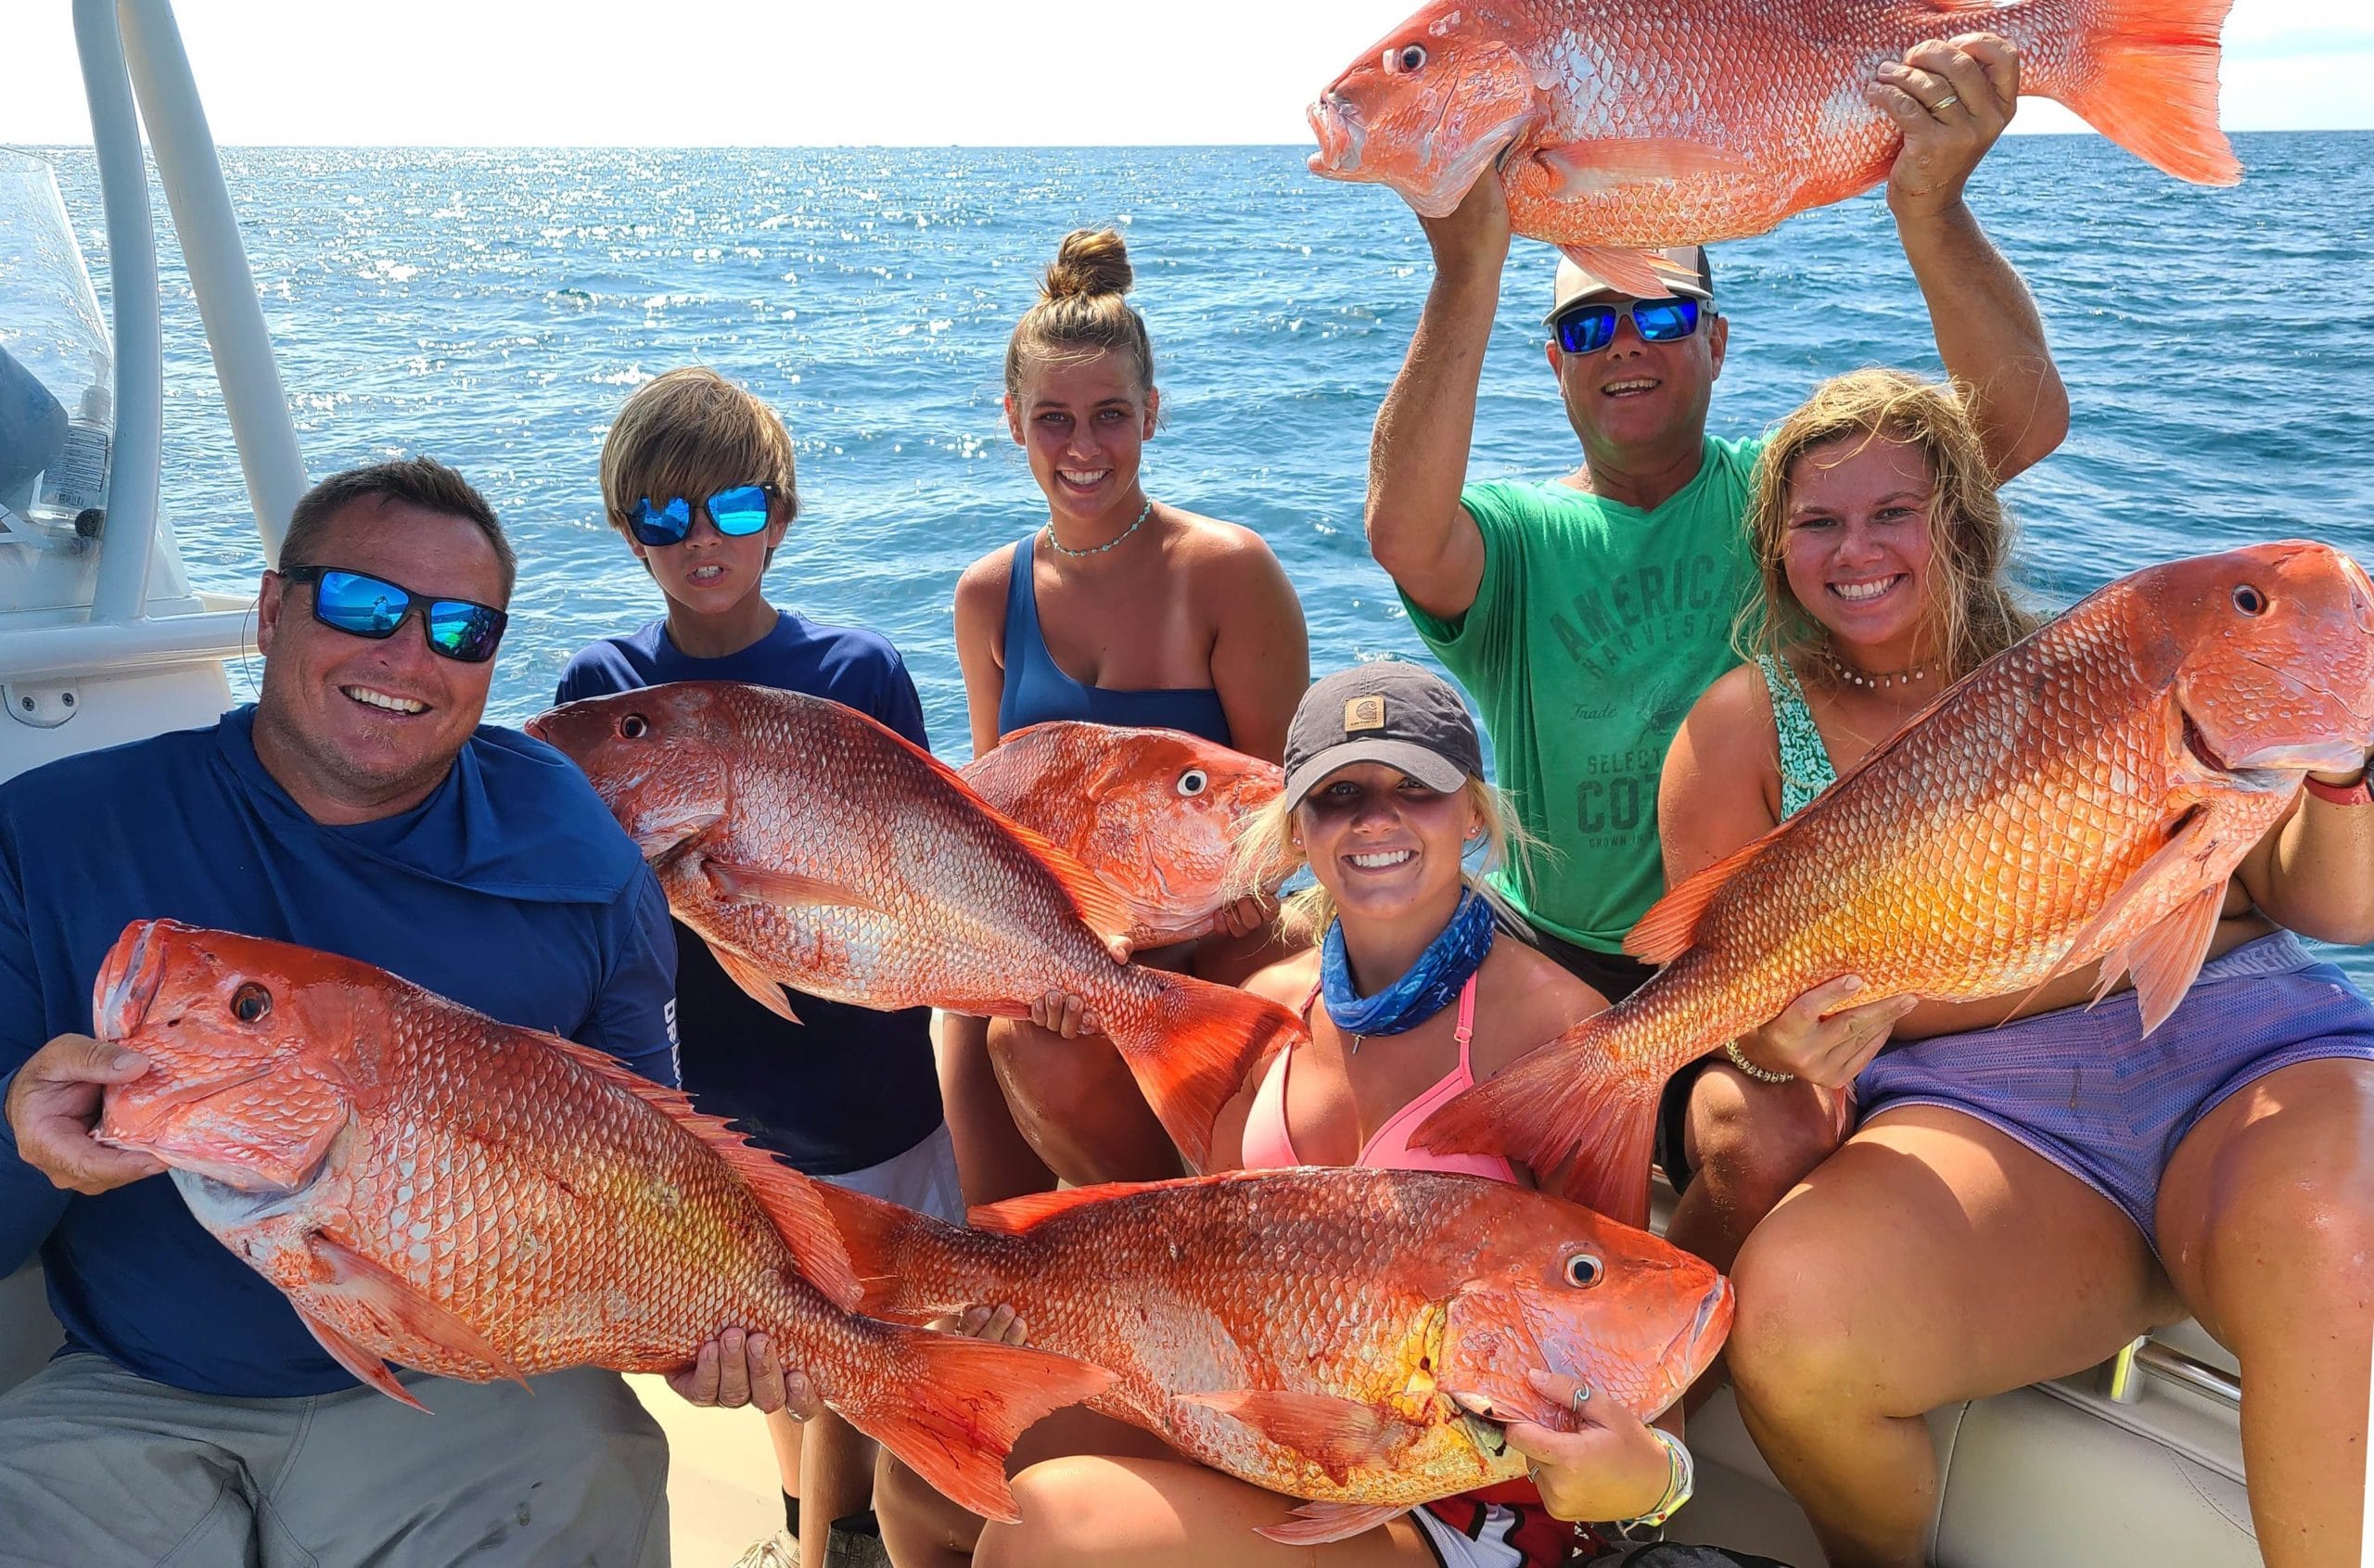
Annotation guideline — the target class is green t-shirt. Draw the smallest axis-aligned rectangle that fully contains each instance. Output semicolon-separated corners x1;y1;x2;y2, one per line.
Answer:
1402;435;1764;954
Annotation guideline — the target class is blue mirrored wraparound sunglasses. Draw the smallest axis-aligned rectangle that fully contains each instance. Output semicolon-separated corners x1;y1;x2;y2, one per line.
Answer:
626;482;775;548
280;563;509;664
1551;296;1704;356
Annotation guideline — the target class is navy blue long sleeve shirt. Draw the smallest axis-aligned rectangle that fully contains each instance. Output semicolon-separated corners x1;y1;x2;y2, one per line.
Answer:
555;611;945;1175
0;707;677;1397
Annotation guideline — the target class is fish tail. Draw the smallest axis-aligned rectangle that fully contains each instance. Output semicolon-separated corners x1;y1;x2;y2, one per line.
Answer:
1103;973;1305;1168
804;1179;986;1322
1410;1009;1672;1228
2025;0;2240;185
829;1322;1115;1523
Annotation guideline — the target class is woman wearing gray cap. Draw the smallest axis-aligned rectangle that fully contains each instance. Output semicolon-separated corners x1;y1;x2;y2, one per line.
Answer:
890;663;1729;1568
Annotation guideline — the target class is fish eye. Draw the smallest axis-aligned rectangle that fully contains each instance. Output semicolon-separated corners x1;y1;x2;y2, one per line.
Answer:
620;713;650;739
1392;43;1427;72
1177;769;1209;797
230;983;273;1025
1564;1253;1603;1289
2232;584;2267;617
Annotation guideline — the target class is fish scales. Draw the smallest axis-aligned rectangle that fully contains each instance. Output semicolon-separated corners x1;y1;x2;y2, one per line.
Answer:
529;684;1305;1165
1310;0;2237;295
92;920;1114;1523
816;1166;1730;1526
1417;543;2374;1223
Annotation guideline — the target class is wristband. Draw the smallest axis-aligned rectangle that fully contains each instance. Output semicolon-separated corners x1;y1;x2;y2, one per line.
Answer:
1725;1039;1795;1084
1619;1428;1695;1530
2304;770;2374;808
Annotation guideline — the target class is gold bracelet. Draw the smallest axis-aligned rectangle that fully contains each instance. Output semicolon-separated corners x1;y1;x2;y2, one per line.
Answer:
1724;1039;1794;1084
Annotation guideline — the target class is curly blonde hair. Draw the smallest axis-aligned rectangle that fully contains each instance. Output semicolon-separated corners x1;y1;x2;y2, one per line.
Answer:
1739;368;2036;687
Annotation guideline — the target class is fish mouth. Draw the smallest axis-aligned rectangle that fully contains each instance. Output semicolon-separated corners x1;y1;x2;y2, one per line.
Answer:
1308;95;1366;177
1653;1276;1735;1412
521;711;554;744
95;921;167;1042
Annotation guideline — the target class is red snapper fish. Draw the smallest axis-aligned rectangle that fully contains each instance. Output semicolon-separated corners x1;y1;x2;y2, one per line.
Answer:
1419;542;2374;1224
525;683;1305;1166
92;919;1113;1523
959;721;1287;949
818;1166;1730;1543
1308;0;2238;296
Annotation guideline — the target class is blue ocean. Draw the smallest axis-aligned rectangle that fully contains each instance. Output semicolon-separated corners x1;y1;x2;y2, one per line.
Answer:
37;132;2374;991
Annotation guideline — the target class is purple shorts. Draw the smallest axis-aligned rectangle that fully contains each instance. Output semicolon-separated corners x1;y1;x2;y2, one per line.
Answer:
1855;933;2374;1252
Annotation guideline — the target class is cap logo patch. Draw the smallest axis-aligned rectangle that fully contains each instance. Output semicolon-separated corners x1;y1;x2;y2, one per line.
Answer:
1345;695;1387;733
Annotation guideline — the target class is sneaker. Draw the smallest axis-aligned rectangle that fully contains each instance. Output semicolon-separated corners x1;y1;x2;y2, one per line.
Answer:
728;1530;798;1568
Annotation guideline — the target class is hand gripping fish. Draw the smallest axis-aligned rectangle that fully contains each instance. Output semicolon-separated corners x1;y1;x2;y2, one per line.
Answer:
526;683;1305;1166
1309;0;2239;297
815;1166;1730;1544
1418;542;2374;1224
960;720;1288;949
91;920;1113;1523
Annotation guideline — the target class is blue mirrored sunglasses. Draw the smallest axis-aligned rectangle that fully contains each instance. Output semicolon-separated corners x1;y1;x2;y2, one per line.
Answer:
1551;296;1704;355
281;564;508;664
627;482;775;548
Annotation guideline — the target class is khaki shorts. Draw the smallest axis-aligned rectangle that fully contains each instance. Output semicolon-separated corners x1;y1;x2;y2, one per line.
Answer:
0;1353;668;1567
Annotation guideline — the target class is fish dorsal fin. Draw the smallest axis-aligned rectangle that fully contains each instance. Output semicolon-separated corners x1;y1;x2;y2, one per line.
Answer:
536;1031;862;1310
966;1179;1147;1236
1624;832;1772;963
1174;1389;1409;1486
1551;244;1691;300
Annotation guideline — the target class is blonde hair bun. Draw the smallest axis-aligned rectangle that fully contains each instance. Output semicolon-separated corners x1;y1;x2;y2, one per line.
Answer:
1042;228;1133;302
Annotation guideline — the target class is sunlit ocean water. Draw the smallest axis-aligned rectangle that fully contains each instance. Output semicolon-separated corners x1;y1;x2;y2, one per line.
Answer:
37;134;2374;980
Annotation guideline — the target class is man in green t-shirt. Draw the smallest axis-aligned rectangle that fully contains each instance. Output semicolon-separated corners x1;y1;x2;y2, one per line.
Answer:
1365;33;2069;1273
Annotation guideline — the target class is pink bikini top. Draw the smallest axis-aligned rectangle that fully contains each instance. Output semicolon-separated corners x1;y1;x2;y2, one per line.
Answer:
1237;972;1519;1183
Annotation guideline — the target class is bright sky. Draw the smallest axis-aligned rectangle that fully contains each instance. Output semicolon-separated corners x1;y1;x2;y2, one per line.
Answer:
2;0;2367;146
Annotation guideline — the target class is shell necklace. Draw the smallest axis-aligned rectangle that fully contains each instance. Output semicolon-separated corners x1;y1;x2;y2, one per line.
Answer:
1820;643;1936;692
1045;498;1153;559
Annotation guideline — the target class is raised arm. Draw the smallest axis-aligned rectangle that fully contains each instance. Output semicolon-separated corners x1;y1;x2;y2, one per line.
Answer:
1879;33;2071;482
1364;167;1511;624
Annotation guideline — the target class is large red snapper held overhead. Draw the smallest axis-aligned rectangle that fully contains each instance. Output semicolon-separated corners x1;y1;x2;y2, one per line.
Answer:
959;720;1289;949
525;682;1306;1166
1308;0;2240;297
814;1166;1732;1544
1418;542;2374;1225
89;919;1114;1523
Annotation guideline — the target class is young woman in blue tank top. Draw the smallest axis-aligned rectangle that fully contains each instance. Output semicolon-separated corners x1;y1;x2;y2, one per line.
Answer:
944;228;1309;1203
1663;371;2374;1568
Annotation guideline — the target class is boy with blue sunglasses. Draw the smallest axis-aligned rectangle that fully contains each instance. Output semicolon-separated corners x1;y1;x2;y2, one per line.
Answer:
555;367;954;1568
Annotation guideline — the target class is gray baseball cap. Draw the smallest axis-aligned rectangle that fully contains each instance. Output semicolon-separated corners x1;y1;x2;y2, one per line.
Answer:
1283;663;1485;809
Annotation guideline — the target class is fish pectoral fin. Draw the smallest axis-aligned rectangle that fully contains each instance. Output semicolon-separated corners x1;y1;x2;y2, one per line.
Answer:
1538;136;1742;196
2016;805;2234;1028
1625;831;1769;962
707;944;802;1025
290;1305;428;1411
707;860;887;917
1177;1389;1409;1486
1256;1499;1410;1547
303;1233;529;1391
2103;886;2227;1036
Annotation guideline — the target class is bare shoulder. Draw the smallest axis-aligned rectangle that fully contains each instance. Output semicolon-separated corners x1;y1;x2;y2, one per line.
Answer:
1682;662;1779;756
1165;510;1288;578
1244;947;1321;1013
1473;937;1608;1081
954;544;1017;611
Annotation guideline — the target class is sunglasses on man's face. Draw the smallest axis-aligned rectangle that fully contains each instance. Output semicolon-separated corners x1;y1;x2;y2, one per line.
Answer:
279;564;509;664
625;483;775;549
1550;296;1705;356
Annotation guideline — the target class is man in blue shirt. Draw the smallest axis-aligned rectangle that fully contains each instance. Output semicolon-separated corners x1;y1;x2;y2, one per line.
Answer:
0;459;683;1564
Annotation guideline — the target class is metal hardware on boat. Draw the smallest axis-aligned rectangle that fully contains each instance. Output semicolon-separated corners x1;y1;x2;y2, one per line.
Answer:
2102;1336;2148;1405
2099;1336;2240;1410
4;682;82;730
